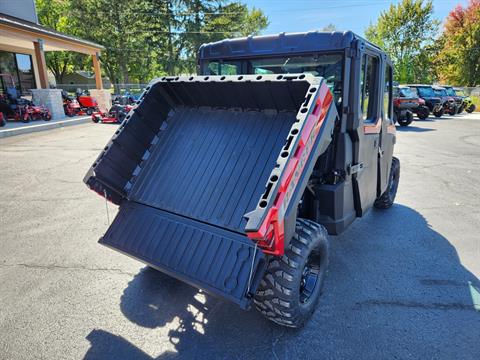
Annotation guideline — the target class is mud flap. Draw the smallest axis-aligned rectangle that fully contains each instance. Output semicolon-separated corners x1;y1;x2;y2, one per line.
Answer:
100;201;266;309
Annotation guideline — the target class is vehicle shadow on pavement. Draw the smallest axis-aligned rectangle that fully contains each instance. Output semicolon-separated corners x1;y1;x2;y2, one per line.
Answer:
84;205;480;360
396;125;436;132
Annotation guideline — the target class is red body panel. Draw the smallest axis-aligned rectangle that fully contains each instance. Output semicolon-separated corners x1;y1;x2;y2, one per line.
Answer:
247;83;333;255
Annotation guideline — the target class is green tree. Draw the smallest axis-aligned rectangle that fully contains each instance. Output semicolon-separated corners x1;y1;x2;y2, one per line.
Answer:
69;0;155;89
436;0;480;86
365;0;440;83
36;0;85;83
180;1;268;72
37;0;268;84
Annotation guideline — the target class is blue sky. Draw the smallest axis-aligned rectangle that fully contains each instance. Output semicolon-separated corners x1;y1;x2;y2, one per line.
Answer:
243;0;467;36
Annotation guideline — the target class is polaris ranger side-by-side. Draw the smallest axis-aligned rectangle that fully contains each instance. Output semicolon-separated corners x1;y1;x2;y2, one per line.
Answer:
408;84;444;118
85;31;400;328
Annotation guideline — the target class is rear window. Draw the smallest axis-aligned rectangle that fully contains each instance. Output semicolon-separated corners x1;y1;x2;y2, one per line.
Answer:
445;87;456;96
399;87;416;98
417;87;435;97
202;54;344;105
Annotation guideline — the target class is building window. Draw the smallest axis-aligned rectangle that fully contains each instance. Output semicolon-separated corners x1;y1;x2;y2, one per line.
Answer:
0;50;36;96
16;54;36;94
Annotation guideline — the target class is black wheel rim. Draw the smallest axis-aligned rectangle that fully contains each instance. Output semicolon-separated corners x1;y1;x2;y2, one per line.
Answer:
299;251;321;304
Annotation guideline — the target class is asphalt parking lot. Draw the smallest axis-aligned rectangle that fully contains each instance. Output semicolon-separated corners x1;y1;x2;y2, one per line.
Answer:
0;113;479;360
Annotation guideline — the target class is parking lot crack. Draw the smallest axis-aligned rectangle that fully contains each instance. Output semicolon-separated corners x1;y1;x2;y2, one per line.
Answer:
356;299;478;312
0;262;136;276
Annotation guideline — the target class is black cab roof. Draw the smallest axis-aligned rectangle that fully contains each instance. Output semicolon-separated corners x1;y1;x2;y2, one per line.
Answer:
406;84;434;88
198;30;382;60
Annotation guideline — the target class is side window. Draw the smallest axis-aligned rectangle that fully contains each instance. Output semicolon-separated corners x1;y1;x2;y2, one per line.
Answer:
206;62;220;75
361;55;379;121
204;61;239;75
383;65;392;120
220;62;239;75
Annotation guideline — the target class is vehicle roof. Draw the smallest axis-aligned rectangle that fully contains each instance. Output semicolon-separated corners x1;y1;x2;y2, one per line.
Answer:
405;84;433;87
198;30;382;60
432;85;446;90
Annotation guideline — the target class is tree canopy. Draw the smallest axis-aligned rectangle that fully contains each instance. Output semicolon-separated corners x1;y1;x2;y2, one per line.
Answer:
365;0;440;83
35;0;268;85
436;0;480;86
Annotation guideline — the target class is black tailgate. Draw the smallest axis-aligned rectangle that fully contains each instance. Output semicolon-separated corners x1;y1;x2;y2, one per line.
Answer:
100;201;265;308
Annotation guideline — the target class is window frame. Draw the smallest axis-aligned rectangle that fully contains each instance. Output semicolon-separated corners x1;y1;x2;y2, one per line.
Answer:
360;53;380;123
383;63;393;121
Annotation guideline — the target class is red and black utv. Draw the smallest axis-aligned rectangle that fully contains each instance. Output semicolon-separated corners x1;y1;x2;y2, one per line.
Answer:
443;86;465;114
408;84;444;117
393;85;428;125
432;85;458;116
85;31;399;328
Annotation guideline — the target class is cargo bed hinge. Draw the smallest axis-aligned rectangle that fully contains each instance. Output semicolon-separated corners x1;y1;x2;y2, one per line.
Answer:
347;162;364;175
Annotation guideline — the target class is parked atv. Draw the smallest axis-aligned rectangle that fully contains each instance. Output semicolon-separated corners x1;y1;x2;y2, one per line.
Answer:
454;88;476;113
408;85;444;117
433;86;458;116
85;31;400;328
393;85;426;124
443;86;464;113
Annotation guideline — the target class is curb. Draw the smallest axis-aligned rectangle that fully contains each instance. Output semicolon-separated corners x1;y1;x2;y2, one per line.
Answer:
0;116;91;139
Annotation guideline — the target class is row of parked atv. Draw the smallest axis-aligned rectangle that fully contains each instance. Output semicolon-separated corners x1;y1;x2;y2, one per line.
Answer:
393;84;476;127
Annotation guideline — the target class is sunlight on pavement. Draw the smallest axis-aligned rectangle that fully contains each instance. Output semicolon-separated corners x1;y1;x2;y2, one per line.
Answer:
469;281;480;311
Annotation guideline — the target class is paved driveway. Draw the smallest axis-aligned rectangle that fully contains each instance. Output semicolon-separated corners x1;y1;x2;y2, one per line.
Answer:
0;114;479;359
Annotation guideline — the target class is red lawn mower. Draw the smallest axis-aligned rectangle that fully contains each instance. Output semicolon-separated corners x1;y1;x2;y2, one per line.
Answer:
0;74;51;123
62;90;82;116
91;103;133;124
76;89;100;115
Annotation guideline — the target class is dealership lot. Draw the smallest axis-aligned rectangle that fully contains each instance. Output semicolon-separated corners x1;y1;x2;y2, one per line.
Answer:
0;114;479;359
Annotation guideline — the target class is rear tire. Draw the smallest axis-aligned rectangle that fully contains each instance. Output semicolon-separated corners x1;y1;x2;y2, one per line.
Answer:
466;104;476;113
254;219;329;328
398;112;413;126
448;106;457;116
374;156;400;209
433;109;444;118
416;106;429;120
